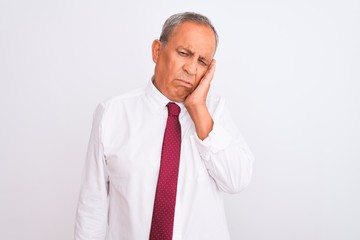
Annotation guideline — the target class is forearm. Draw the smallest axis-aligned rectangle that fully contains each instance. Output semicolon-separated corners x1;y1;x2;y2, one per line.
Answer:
186;104;214;140
75;180;109;240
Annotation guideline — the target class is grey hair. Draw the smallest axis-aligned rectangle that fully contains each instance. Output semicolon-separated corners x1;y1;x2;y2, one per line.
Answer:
159;12;219;49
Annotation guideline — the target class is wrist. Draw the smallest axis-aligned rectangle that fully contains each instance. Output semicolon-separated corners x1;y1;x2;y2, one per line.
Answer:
186;105;213;140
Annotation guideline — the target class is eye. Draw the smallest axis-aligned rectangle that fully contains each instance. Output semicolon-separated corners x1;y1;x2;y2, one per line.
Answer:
178;51;189;57
198;59;208;66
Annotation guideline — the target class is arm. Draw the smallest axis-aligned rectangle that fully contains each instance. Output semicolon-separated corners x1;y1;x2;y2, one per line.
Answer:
184;60;216;140
74;104;109;240
194;100;254;193
185;60;254;193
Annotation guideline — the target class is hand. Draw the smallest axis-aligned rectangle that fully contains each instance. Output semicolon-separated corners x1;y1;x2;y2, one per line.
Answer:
184;59;216;108
185;59;216;140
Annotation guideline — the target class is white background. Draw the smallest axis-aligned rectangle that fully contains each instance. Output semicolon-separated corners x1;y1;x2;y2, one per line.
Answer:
1;0;359;239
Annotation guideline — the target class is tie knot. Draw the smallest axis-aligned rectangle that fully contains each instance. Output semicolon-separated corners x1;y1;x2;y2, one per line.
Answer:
167;102;180;117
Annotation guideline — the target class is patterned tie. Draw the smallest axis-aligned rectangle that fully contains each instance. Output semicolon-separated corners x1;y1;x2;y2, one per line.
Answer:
149;102;181;240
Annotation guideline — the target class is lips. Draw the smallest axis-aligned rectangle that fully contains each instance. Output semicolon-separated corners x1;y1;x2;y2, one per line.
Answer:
175;78;193;88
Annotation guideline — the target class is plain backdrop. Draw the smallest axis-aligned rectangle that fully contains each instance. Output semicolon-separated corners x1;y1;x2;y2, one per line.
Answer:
1;0;359;239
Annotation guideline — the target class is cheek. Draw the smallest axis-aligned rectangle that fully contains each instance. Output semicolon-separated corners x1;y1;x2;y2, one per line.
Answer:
164;57;180;75
195;68;207;84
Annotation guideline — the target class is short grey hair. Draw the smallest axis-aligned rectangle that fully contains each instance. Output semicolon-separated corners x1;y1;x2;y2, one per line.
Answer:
159;12;219;49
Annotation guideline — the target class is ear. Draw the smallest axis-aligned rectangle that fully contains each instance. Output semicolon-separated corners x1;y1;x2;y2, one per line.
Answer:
152;39;162;63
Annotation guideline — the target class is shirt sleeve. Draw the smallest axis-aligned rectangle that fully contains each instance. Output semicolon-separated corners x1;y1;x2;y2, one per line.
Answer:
75;104;109;240
194;98;254;194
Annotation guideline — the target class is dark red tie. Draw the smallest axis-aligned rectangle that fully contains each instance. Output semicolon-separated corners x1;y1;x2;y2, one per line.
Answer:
149;102;181;240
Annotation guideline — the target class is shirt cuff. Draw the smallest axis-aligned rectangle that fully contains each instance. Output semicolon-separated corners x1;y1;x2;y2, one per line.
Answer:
194;122;233;161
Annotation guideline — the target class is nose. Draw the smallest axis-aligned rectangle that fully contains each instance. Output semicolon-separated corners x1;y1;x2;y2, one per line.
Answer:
183;58;197;75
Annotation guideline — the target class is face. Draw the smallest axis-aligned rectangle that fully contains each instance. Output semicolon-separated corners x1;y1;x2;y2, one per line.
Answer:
152;21;216;102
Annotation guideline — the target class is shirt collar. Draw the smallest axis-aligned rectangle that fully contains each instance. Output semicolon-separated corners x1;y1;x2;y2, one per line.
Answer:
145;77;187;117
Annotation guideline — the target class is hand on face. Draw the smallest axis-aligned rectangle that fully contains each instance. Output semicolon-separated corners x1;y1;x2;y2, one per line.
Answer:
152;21;217;139
184;59;216;109
183;59;216;140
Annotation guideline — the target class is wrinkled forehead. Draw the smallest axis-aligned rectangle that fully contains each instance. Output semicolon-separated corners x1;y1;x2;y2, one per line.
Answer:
170;21;216;41
168;22;216;56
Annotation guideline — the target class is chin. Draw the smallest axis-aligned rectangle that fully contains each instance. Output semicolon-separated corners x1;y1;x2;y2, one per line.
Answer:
173;91;190;102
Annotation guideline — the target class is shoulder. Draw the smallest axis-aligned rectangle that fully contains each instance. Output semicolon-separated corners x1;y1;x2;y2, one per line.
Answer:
102;87;145;107
92;87;145;120
97;87;145;111
206;92;227;112
206;92;234;122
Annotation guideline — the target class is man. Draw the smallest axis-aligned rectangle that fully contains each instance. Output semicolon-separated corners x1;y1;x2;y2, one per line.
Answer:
75;12;254;240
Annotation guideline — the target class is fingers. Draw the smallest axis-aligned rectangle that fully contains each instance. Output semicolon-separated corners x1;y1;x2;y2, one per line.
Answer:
201;59;216;86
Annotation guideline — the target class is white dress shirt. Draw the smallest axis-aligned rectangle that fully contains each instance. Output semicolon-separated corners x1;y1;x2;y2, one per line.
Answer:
75;80;254;240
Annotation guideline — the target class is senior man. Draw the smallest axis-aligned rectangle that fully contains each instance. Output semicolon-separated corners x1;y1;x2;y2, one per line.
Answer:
75;12;254;240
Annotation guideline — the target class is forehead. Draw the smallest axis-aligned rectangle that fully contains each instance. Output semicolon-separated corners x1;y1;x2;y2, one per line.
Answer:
167;21;216;57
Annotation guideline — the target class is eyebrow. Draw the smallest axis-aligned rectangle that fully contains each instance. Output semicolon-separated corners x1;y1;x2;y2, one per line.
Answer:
178;47;210;64
181;48;194;56
198;56;208;64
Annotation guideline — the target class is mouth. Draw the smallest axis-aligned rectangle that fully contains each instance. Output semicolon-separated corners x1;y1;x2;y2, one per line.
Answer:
175;78;193;88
